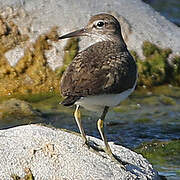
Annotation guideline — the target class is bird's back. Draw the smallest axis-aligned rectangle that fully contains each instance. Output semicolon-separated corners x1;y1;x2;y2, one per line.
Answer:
60;41;137;106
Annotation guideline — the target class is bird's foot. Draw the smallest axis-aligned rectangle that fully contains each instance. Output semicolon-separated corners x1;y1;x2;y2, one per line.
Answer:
103;147;127;170
82;138;104;152
82;138;127;169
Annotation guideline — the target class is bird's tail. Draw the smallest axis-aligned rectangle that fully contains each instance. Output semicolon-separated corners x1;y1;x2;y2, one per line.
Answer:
61;96;81;106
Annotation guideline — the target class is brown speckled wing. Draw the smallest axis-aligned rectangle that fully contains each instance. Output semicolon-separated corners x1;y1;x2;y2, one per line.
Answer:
60;41;137;101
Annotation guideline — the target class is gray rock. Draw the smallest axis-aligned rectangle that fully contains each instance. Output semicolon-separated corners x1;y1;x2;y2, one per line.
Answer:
0;98;42;119
5;47;25;67
0;124;160;179
0;99;43;129
0;0;180;70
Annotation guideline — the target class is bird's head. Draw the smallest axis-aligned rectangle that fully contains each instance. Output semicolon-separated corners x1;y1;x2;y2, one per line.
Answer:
59;13;125;43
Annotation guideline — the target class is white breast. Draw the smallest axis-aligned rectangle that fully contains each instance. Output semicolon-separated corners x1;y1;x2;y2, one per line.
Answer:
75;85;136;112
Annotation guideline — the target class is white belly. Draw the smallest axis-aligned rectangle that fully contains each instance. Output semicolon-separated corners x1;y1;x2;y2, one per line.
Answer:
75;86;135;112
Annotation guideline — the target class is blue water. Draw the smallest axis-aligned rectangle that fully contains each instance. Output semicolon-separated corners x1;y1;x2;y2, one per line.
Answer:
142;2;180;179
143;0;180;26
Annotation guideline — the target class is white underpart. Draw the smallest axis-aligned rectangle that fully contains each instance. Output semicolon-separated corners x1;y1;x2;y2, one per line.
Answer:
75;80;137;112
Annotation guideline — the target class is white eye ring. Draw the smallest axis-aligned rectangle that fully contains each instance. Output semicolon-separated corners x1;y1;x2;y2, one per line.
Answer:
96;20;105;28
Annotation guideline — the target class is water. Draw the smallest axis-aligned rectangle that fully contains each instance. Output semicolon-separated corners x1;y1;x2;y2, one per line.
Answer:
143;0;180;26
0;86;180;179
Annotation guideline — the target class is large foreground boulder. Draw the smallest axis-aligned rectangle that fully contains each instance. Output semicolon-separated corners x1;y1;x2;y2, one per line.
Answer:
0;124;160;179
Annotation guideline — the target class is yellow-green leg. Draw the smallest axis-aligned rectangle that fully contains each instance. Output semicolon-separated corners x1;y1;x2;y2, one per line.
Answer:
97;106;113;155
74;105;105;153
97;106;125;168
74;105;87;144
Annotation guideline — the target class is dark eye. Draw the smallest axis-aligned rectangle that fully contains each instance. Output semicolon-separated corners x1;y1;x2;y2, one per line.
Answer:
96;21;104;28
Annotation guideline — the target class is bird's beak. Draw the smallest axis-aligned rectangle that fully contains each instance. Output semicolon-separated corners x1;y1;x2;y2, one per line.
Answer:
59;28;88;39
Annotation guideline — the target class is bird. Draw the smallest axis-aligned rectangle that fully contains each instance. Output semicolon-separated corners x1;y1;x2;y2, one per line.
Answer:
59;13;137;166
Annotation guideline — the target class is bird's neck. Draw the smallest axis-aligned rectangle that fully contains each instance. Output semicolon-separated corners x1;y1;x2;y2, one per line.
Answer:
79;34;127;52
92;34;127;48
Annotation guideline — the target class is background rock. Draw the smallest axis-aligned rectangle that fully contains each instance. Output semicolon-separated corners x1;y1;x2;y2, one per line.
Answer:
0;0;180;70
0;124;160;179
0;98;41;118
0;98;43;128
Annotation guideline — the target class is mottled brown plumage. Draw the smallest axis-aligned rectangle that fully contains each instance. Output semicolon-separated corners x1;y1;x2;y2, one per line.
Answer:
59;14;137;106
60;40;137;105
